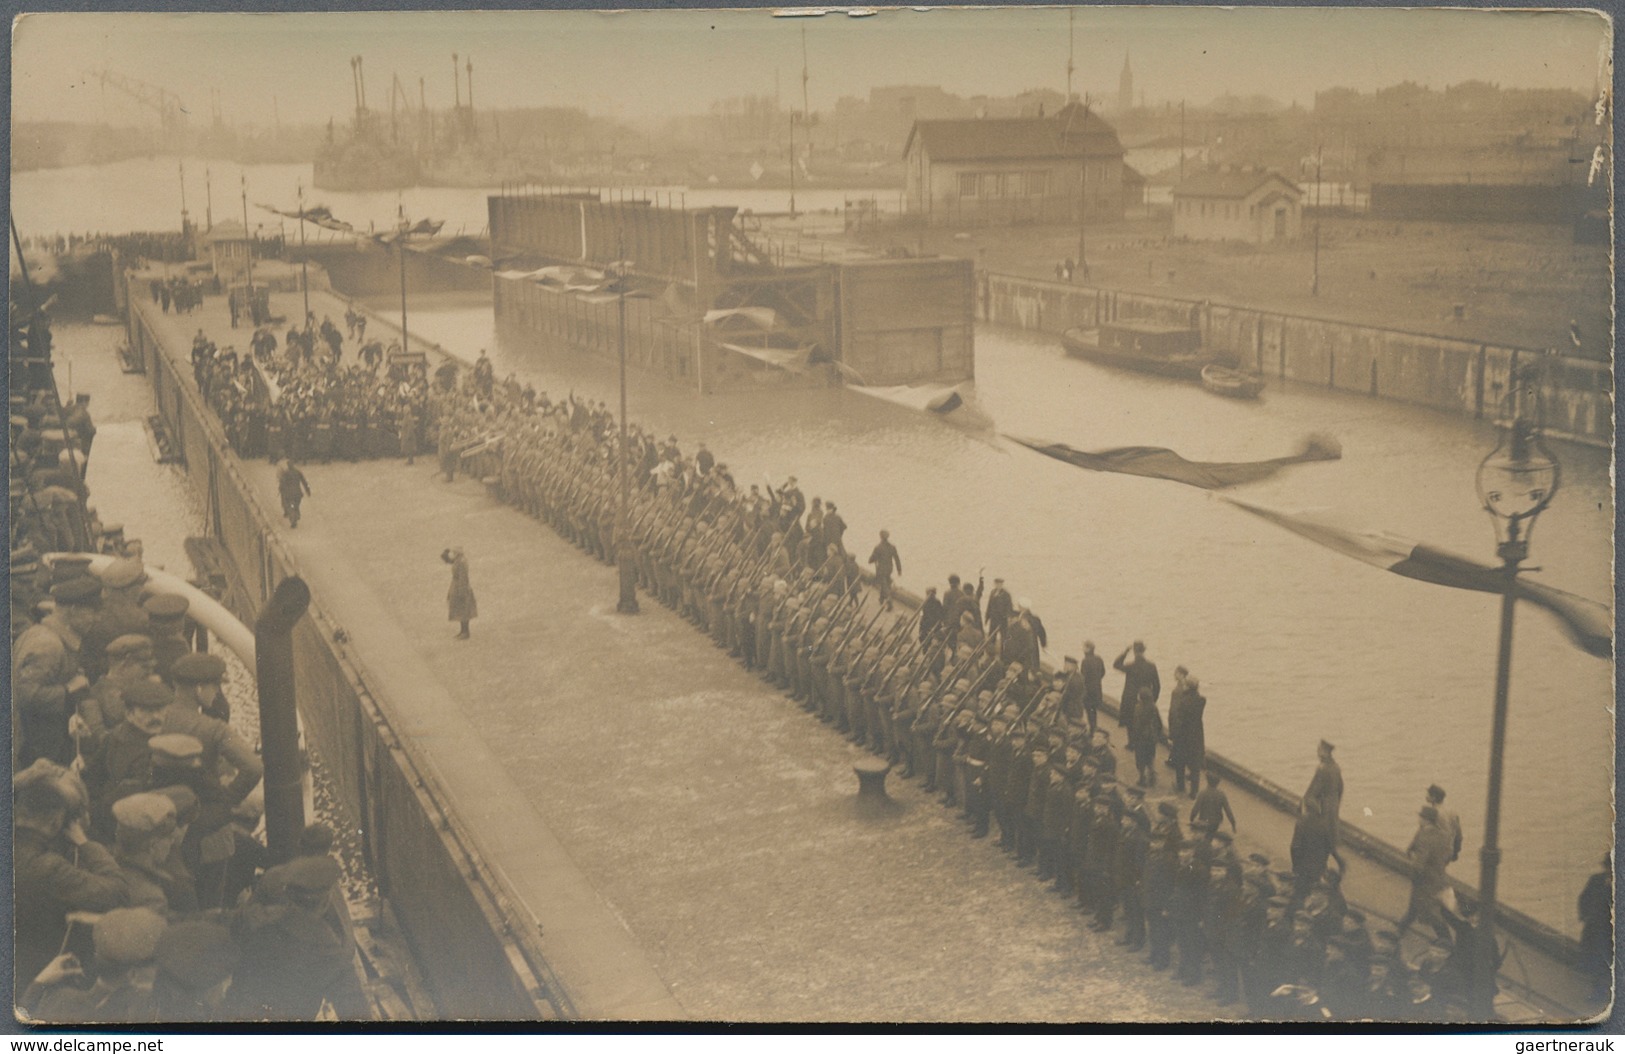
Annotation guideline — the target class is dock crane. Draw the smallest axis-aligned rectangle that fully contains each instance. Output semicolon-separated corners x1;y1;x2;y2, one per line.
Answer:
87;68;188;140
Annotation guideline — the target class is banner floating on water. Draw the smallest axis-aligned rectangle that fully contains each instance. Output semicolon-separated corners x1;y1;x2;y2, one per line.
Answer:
1006;433;1342;490
1221;495;1612;659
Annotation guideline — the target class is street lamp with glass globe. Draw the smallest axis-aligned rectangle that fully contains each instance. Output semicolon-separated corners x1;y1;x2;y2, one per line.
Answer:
1469;361;1560;1020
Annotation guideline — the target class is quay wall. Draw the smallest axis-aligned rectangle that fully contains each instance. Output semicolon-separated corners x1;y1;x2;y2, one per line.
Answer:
124;291;568;1020
979;272;1612;447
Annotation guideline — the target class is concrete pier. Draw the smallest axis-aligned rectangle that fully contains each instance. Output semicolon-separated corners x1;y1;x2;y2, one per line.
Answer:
124;275;1601;1022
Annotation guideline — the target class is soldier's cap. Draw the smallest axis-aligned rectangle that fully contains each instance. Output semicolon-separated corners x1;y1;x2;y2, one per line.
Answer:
157;920;240;991
1156;801;1179;818
123;680;174;711
148;733;204;764
101;557;148;589
143;593;190;619
1319;739;1335;752
51;576;102;604
1063;656;1078;666
154;784;199;824
172;652;228;684
108;634;156;659
1247;853;1272;867
1426;784;1446;801
283;854;343;892
94;907;168;965
112;792;178;835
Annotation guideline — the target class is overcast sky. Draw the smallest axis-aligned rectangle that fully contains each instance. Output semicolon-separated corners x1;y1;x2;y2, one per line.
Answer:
11;7;1611;130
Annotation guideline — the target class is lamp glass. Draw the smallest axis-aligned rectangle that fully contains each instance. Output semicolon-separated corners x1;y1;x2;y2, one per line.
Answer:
1476;452;1558;522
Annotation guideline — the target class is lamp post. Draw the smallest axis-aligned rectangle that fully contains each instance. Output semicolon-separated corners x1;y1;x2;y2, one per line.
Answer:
240;176;256;324
1470;362;1560;1020
610;248;639;615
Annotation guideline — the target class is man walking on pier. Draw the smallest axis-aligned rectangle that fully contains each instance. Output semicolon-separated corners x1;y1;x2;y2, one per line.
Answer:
277;460;311;528
868;531;902;609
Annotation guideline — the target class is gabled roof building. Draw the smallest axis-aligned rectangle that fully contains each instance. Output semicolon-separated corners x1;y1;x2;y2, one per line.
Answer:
903;103;1133;226
1171;168;1303;244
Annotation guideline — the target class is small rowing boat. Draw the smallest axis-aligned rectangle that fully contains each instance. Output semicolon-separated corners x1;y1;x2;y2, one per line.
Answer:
1200;364;1266;399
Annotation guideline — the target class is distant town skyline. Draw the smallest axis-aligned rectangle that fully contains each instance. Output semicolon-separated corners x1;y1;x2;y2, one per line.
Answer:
12;7;1609;132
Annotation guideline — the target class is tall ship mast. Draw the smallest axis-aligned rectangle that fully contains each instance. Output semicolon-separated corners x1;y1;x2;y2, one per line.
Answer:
313;54;419;191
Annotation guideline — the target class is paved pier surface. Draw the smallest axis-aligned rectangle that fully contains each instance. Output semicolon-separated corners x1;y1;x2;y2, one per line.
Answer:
136;284;1601;1023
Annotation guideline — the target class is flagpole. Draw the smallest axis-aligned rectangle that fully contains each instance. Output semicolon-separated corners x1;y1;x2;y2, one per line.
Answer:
398;205;409;356
297;182;310;339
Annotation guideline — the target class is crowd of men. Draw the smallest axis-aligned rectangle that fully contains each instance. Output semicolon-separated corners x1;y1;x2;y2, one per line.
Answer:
190;321;436;465
147;275;210;316
415;369;1505;1019
11;360;369;1022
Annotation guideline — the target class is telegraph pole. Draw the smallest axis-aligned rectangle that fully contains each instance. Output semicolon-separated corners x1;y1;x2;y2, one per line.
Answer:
1066;9;1075;101
1076;95;1091;278
1311;145;1323;296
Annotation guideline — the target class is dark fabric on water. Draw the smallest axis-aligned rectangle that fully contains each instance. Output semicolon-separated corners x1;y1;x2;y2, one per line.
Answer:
1007;434;1342;490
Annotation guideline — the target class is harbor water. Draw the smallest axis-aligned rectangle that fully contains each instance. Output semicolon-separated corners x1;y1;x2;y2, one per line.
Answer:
16;159;1613;940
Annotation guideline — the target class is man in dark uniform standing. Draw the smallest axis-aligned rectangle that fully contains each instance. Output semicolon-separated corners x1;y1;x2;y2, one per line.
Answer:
983;578;1013;638
1080;641;1105;734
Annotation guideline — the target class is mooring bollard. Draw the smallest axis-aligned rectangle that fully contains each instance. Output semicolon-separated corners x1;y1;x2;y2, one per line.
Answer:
854;759;893;801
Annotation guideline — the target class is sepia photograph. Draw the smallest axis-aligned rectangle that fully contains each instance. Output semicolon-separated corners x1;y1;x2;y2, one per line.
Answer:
6;4;1616;1028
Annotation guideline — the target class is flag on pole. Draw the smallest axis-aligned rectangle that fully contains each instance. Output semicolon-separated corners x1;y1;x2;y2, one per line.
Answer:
1220;495;1612;658
1007;433;1342;490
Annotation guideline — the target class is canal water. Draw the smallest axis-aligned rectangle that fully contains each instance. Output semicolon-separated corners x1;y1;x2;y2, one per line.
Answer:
15;159;1613;939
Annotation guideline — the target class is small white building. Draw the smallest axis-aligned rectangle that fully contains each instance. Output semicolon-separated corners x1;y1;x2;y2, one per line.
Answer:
1172;169;1303;243
204;220;255;280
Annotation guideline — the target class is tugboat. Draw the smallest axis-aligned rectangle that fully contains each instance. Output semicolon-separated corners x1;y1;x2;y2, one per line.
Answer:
1060;320;1220;381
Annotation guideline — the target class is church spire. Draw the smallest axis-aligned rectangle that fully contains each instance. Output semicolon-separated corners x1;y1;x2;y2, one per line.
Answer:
1118;50;1134;112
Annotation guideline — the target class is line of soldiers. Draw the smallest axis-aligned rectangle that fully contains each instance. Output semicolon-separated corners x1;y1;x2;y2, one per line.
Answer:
430;374;1497;1020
